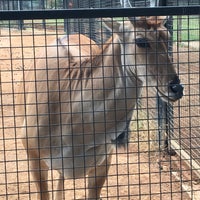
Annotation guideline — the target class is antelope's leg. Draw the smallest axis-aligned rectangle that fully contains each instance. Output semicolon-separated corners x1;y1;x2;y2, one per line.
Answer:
25;148;49;200
54;173;65;200
87;154;112;200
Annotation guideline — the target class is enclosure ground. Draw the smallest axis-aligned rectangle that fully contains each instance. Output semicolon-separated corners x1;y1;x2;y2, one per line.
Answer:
0;28;200;199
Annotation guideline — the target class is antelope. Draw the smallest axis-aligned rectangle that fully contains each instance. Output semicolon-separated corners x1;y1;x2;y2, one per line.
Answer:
17;16;184;200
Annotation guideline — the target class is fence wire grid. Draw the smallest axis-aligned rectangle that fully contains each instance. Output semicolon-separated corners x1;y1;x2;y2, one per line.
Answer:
0;1;200;200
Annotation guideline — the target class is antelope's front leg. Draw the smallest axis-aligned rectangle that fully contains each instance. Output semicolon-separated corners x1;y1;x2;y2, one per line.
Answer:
27;152;49;200
21;138;49;200
87;154;112;200
54;173;65;200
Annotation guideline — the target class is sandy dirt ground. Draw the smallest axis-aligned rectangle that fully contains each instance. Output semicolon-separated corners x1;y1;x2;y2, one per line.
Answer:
0;28;199;199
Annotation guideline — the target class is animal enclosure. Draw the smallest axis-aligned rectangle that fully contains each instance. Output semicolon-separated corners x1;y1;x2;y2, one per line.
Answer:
0;1;200;200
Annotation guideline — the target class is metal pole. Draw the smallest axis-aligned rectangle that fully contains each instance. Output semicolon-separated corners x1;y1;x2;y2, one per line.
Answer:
17;0;24;30
63;0;68;33
40;0;46;29
156;0;175;154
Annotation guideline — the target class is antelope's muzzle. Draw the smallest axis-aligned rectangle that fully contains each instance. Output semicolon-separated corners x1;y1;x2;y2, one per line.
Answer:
169;76;184;100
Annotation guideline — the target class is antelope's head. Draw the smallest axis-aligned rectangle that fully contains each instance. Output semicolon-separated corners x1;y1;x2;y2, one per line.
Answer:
102;1;183;102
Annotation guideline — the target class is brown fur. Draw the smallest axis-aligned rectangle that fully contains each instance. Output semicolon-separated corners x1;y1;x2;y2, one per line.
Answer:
17;17;183;200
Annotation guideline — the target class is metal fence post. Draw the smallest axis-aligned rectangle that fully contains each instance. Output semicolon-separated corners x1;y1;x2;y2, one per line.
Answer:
17;0;24;30
39;0;46;29
156;1;175;153
63;0;69;33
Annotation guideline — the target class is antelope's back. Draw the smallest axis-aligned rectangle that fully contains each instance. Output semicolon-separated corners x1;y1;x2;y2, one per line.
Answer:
16;34;99;138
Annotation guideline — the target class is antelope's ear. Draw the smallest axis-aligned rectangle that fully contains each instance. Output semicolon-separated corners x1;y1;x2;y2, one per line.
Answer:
129;16;167;28
102;18;121;32
146;16;167;26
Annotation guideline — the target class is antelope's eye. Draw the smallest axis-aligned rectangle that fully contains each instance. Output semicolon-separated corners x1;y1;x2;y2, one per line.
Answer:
135;38;150;48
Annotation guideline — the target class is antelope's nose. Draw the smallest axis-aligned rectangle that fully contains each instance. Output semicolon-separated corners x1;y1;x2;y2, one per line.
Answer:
170;83;184;94
169;77;184;99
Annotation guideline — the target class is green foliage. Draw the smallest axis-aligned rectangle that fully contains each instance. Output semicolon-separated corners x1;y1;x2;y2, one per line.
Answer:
173;15;199;41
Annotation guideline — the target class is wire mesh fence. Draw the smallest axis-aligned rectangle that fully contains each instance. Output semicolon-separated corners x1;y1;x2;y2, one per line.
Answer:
0;1;200;200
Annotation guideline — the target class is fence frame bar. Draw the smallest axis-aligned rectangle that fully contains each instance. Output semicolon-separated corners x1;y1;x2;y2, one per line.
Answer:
0;6;199;20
